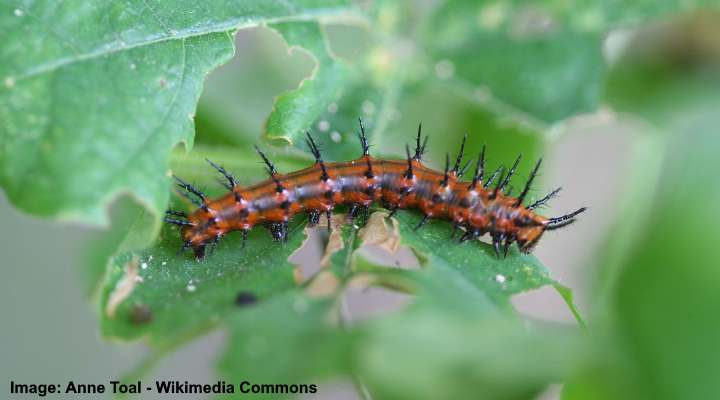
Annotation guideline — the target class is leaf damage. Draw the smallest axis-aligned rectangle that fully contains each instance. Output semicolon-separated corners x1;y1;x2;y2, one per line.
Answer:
105;256;142;318
358;211;402;254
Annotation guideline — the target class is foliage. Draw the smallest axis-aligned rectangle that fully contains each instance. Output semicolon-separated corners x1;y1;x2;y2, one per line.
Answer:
2;0;720;399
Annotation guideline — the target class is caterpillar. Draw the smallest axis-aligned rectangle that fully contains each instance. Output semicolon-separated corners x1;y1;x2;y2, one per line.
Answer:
166;119;585;260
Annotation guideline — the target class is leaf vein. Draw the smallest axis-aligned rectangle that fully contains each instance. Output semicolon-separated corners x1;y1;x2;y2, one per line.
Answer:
11;11;364;83
139;0;173;35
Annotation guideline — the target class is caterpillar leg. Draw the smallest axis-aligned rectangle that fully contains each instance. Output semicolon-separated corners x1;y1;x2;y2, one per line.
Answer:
192;244;206;260
308;210;321;226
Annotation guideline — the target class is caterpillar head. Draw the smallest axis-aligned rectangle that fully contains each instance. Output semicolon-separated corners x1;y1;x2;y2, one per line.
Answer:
515;225;546;253
180;212;218;260
182;193;256;259
515;207;586;253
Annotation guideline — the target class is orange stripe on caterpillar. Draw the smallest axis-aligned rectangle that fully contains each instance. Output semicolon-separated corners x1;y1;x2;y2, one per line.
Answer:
166;119;586;260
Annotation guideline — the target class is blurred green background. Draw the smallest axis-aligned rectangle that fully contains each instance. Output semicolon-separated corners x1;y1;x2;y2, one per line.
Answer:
2;1;720;399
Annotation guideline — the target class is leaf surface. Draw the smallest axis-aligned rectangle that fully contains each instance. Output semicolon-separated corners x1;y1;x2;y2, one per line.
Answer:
264;21;351;149
0;0;358;223
421;0;720;126
564;15;720;400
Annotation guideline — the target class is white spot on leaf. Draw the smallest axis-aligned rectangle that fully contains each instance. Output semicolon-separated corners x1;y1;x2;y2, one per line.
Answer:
478;2;506;30
362;100;376;115
473;86;492;102
330;131;342;143
434;60;455;80
604;29;635;65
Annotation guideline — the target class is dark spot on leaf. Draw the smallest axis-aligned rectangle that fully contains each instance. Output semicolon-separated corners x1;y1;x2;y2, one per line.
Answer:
235;291;258;307
129;303;153;325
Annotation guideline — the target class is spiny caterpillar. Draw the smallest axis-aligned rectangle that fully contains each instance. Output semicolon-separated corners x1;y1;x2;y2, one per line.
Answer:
166;119;586;260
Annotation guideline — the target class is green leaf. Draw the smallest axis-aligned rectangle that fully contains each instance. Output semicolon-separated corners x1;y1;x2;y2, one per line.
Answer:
219;292;358;388
294;74;407;162
355;258;584;400
215;253;584;400
0;31;233;223
0;0;359;224
593;13;720;304
99;214;307;346
565;130;720;400
361;310;581;400
422;1;606;125
573;0;720;27
618;142;720;400
564;15;720;400
262;19;411;162
263;21;351;149
81;197;147;296
605;14;720;130
421;0;719;126
310;198;568;314
193;27;319;147
553;282;587;331
394;211;556;306
352;209;583;324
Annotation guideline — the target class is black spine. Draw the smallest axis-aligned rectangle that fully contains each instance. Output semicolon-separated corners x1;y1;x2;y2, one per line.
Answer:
166;209;187;218
254;146;284;193
413;123;428;160
548;207;587;225
528;187;562;210
451;133;467;174
404;144;414;179
515;158;542;207
484;165;503;188
206;158;236;190
174;176;206;201
305;131;329;181
469;145;486;190
492;233;502;258
440;153;450;187
499;154;522;192
164;217;194;227
358;118;370;156
414;214;431;231
491;166;506;198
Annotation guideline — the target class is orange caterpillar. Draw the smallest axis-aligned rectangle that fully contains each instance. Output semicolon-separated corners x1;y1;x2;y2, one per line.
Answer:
166;120;585;259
